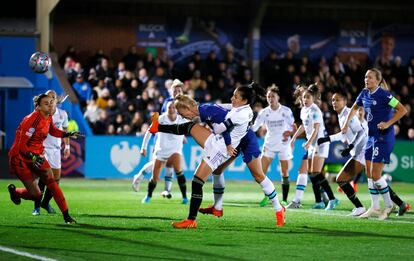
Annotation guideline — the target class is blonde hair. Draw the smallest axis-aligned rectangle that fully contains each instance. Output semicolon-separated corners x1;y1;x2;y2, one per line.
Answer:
293;84;307;108
368;68;389;90
266;84;280;95
45;89;69;104
174;94;197;111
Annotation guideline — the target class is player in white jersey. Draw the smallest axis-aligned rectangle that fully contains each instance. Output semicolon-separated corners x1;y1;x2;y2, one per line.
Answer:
251;85;296;206
132;81;188;204
290;83;338;210
140;101;188;204
149;84;285;228
319;89;411;217
286;85;309;209
33;90;70;215
317;89;367;216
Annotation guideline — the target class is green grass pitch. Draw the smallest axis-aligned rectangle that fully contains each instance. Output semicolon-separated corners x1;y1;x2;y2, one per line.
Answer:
0;179;413;260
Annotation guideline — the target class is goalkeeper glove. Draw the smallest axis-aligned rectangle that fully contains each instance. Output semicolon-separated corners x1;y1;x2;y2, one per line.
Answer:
27;152;45;168
317;136;331;146
341;144;354;157
63;131;83;138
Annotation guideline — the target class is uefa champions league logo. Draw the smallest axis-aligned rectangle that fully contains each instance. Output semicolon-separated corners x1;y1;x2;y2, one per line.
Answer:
110;141;141;174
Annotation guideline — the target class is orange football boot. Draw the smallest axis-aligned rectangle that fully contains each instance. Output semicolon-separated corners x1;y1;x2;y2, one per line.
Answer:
276;207;286;227
172;219;197;229
199;205;223;217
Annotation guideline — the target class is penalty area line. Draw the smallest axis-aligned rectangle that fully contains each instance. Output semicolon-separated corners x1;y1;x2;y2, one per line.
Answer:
0;245;57;261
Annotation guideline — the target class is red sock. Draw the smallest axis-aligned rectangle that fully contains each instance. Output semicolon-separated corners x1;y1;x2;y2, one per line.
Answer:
15;188;40;200
46;181;68;213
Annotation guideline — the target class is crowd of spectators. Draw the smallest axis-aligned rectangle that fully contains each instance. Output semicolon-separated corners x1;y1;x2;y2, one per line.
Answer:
59;44;414;140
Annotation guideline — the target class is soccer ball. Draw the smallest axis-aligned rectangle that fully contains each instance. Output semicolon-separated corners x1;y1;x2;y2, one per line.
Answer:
29;51;51;73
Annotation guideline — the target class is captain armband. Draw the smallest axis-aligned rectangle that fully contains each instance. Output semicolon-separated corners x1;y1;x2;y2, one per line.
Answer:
388;97;399;108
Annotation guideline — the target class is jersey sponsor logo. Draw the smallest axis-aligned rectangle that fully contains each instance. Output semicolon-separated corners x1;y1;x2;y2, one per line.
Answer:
110;141;141;174
25;127;35;137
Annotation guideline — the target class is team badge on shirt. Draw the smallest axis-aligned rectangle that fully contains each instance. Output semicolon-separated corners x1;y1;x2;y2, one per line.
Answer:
26;127;35;137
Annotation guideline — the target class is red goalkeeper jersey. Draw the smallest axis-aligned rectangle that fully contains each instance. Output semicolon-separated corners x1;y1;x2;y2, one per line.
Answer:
9;111;64;160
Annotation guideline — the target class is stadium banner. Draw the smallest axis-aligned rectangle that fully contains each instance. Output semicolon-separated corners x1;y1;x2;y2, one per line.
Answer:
62;137;86;178
383;141;414;182
85;136;306;181
143;19;414;65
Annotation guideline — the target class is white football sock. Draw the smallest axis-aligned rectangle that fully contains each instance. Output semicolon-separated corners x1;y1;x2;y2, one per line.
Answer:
293;173;308;203
260;176;282;211
213;174;225;210
164;167;173;192
140;161;154;176
368;178;380;209
375;177;393;208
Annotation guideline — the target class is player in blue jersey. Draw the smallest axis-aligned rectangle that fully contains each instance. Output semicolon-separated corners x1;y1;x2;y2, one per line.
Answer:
149;84;285;228
342;68;408;219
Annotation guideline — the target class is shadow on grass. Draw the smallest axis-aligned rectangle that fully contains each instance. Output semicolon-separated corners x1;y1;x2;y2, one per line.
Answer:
79;213;176;221
73;223;164;232
210;225;414;240
6;244;187;261
0;224;249;261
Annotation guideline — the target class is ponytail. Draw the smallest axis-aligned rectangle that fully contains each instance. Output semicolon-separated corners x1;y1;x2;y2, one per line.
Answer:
369;68;389;91
45;89;69;104
236;81;266;106
306;82;322;105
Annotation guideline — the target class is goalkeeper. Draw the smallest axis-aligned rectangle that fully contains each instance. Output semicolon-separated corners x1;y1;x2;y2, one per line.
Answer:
7;93;81;224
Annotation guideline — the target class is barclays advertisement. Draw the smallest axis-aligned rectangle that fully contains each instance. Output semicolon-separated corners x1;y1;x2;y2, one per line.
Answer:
76;137;413;182
86;136;307;181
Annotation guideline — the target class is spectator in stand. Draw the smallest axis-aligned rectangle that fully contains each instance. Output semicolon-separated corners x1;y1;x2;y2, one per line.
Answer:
106;98;120;120
94;110;110;135
89;49;109;69
96;88;111;110
72;74;92;111
407;57;414;76
123;45;140;71
125;79;142;101
144;51;155;74
408;128;414;140
96;58;114;83
107;124;116;135
59;45;78;67
115;62;127;80
63;57;76;83
205;50;220;79
374;33;396;71
87;68;99;88
152;67;168;98
93;78;106;98
261;50;281;87
188;70;205;91
138;68;149;87
84;99;101;132
194;80;211;103
131;112;144;134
